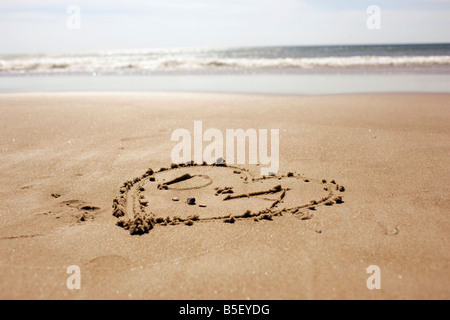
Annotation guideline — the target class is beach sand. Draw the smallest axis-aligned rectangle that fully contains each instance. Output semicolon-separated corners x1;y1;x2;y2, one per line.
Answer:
0;92;449;300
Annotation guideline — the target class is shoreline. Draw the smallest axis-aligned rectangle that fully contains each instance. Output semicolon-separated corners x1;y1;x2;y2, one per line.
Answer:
2;91;450;101
1;73;450;95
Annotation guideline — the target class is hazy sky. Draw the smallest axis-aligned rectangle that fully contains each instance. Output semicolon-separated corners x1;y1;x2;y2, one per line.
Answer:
1;0;450;54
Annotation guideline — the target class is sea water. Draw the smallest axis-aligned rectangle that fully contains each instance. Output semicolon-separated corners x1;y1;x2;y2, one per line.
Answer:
1;44;450;94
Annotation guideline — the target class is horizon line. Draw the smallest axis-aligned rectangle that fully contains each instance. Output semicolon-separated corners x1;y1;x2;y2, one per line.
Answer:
1;41;450;56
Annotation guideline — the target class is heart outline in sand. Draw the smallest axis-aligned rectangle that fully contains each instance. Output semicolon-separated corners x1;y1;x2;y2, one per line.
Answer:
112;163;345;235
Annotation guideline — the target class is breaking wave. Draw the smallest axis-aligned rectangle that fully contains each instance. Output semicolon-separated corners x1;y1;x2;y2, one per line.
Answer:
1;48;450;74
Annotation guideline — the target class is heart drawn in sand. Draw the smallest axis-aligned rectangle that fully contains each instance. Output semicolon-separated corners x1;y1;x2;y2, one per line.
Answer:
112;163;345;235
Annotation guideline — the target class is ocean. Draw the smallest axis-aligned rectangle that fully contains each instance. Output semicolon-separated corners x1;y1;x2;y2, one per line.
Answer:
1;44;450;94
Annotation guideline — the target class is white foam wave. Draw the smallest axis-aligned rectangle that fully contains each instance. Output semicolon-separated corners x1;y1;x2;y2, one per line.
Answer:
1;54;449;73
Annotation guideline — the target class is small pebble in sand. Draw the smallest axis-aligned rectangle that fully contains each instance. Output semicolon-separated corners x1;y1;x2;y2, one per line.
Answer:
187;197;196;205
172;197;179;202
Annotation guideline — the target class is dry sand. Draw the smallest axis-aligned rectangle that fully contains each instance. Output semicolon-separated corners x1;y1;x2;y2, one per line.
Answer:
0;92;449;300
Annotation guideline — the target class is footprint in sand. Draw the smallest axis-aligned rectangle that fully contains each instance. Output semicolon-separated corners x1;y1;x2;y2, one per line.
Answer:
112;163;346;236
58;200;101;223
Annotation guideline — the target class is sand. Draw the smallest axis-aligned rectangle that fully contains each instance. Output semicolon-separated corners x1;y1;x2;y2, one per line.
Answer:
0;92;449;300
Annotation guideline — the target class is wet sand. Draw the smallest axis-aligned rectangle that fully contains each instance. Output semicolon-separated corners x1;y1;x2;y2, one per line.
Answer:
0;92;449;299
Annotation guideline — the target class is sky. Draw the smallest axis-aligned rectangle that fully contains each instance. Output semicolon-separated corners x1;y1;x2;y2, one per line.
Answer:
0;0;450;54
